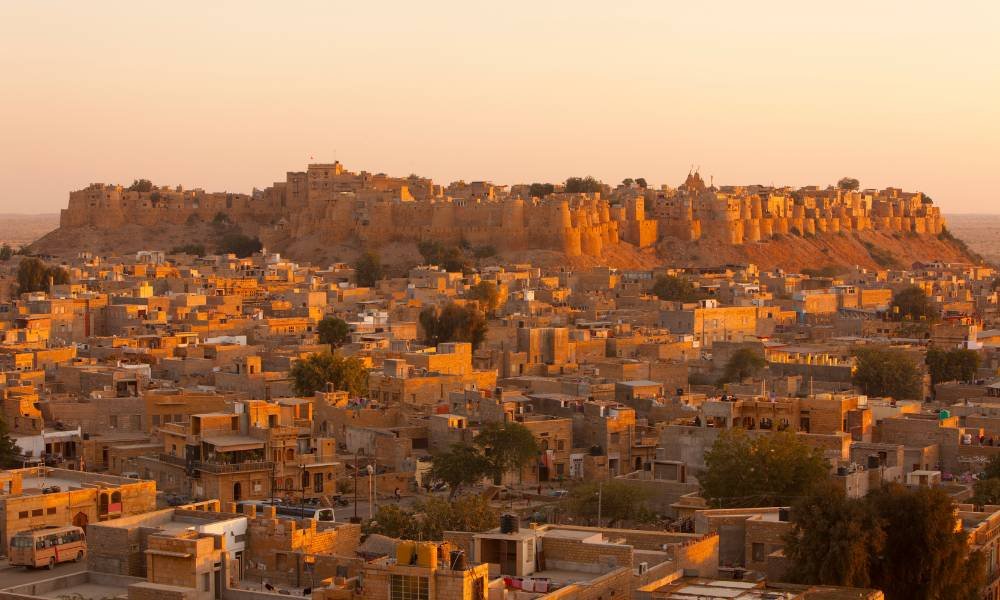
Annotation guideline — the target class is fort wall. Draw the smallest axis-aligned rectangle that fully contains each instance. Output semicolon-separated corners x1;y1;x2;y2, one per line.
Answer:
59;164;946;258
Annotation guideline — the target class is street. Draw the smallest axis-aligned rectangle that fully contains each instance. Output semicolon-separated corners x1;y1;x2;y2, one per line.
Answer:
0;558;86;588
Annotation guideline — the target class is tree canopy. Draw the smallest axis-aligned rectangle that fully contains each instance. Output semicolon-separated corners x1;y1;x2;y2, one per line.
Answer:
317;316;351;348
700;429;829;508
852;346;923;400
290;352;368;397
419;303;488;350
0;244;13;261
890;286;937;321
565;480;654;527
0;414;21;468
467;281;501;316
217;233;262;258
720;347;766;383
354;252;383;287
127;178;154;192
786;483;985;599
564;176;603;194
837;177;860;191
926;347;980;386
417;240;470;273
651;274;704;302
784;482;883;588
474;421;539;484
17;257;69;294
429;443;490;499
367;495;498;541
528;183;554;198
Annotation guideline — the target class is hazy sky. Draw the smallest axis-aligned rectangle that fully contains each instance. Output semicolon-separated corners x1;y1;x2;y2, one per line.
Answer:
1;1;998;214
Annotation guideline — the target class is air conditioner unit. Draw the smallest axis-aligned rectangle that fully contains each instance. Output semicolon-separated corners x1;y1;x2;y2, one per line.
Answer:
637;562;649;575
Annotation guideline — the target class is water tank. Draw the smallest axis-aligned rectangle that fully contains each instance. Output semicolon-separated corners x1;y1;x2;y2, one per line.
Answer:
416;543;438;569
449;550;466;570
396;541;416;565
500;513;519;534
939;409;951;420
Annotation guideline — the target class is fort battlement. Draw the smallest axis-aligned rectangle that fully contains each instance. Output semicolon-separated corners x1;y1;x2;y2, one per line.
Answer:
58;163;945;258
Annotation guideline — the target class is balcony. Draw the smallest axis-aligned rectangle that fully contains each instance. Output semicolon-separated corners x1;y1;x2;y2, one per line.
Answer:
194;460;275;474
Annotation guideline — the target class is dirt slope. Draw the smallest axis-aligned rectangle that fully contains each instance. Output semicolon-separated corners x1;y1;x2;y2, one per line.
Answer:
30;221;976;273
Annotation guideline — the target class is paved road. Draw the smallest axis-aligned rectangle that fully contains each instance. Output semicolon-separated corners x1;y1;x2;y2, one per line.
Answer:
0;558;86;588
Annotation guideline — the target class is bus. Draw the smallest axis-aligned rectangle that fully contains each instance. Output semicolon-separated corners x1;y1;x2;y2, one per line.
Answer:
236;500;335;523
9;525;87;570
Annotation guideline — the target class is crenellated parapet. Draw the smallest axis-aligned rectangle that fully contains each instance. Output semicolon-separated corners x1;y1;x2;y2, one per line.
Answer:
58;164;949;259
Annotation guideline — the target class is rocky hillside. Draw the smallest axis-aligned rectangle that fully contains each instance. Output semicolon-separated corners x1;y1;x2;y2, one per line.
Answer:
29;219;979;273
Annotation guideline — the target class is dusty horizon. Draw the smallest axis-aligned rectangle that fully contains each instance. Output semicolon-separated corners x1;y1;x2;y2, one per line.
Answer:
1;1;997;214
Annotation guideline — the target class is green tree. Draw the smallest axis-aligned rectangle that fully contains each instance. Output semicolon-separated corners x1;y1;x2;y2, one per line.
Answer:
852;347;922;399
17;257;69;294
367;496;498;541
430;444;490;499
421;495;499;539
981;454;1000;481
720;347;766;383
169;244;206;257
972;478;1000;506
0;244;13;261
217;233;262;258
926;347;980;386
419;303;488;350
354;252;383;287
635;178;648;189
290;352;368;397
621;178;634;187
700;429;829;508
317;316;351;348
784;483;884;588
869;484;986;600
651;274;703;302
564;176;603;194
890;286;937;321
417;240;469;272
565;480;654;527
0;414;21;467
837;177;860;191
467;281;500;316
528;183;554;198
127;178;154;192
474;421;539;484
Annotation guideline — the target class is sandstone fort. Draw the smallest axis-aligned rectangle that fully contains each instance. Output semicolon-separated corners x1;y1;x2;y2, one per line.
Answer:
59;161;945;259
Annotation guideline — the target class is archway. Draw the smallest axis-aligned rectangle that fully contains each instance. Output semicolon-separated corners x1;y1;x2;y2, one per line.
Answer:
73;512;89;528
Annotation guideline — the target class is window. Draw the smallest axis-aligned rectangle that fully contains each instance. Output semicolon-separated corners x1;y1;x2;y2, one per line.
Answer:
18;511;28;519
47;507;57;515
752;542;765;563
110;415;118;428
390;575;429;600
202;572;210;591
31;509;43;517
152;415;160;426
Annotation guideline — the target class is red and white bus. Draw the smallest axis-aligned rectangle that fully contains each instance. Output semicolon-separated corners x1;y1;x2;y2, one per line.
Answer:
9;525;87;569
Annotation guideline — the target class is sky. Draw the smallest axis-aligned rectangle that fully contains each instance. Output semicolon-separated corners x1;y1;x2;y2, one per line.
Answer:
1;1;998;214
